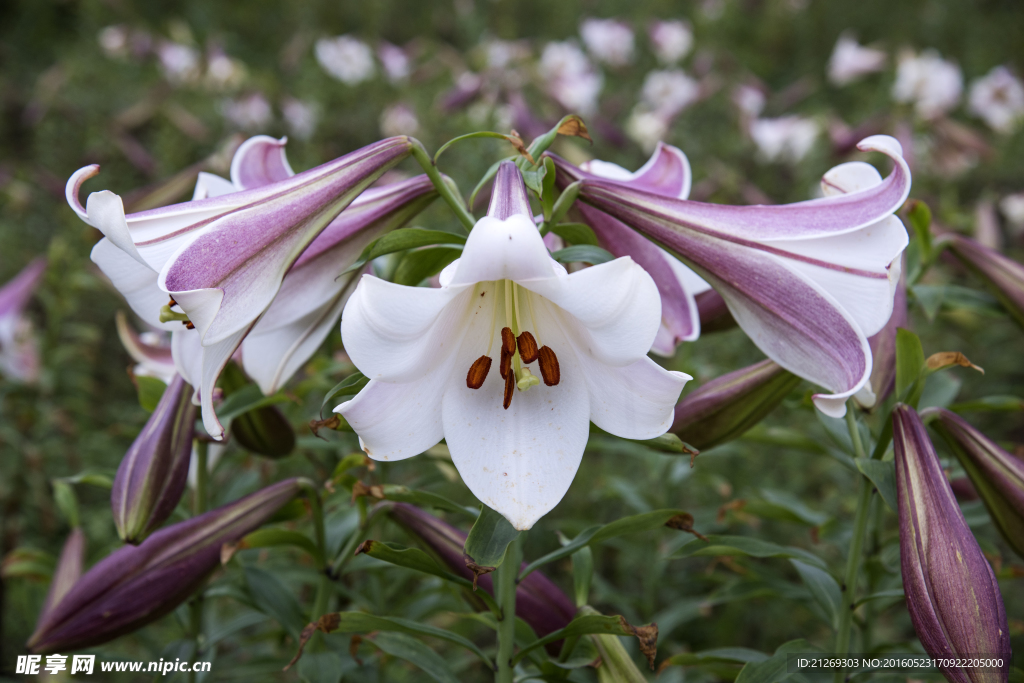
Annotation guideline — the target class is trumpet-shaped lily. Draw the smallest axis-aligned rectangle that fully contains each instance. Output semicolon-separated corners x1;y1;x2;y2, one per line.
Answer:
68;135;427;437
336;161;690;529
0;257;46;383
553;135;911;417
563;143;712;356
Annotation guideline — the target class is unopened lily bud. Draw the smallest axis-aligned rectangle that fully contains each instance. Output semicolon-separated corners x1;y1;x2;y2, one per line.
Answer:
112;374;196;544
940;233;1024;330
220;363;295;458
38;528;85;624
695;289;736;333
28;478;301;653
387;503;576;639
926;407;1024;559
672;360;800;449
892;405;1010;683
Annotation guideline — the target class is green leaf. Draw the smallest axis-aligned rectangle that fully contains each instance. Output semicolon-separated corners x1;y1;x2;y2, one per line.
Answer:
571;545;593;608
512;614;645;666
746;489;830;527
672;535;826;569
907;200;932;260
895;327;925;406
735;639;813;683
541;156;557;219
366;632;460;683
215;383;290;423
551;245;615;265
321;612;492;667
855;459;898;512
549;222;599;246
240;529;322;564
345;228;466;275
548;181;581;227
464;505;520;568
790;560;842;629
378;485;477;519
392;246;462;286
0;547;54;580
521;165;546;194
661;647;771;668
319;373;368;417
855;588;905;607
948;395;1024;412
243;566;307;639
52;480;79;528
520;509;696;579
136;375;168;413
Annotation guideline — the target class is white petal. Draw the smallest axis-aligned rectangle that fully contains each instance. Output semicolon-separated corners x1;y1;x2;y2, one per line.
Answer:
762;216;908;337
577;354;690;438
85;191;150;269
335;369;449;462
529;257;662;366
199;325;251;439
243;287;349;395
90;238;175;331
192;172;238;200
448;214;556;286
442;298;590;530
171;328;204;402
821;161;883;197
340;275;472;383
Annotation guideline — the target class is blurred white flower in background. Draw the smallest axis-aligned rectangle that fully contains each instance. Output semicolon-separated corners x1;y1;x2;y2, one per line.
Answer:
969;66;1024;134
378;42;410;83
732;84;767;118
98;25;129;59
1000;192;1024;233
316;35;376;85
648;20;693;65
641;69;699;117
749;115;819;163
539;42;604;115
580;18;634;67
282;98;320;140
625;107;670;152
221;93;273;131
485;39;531;70
157;42;201;84
827;33;886;86
892;49;962;119
206;49;246;91
380;103;419;137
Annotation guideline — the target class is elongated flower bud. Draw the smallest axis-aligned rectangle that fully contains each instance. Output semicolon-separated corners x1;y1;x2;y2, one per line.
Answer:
672;360;800;449
387;503;576;639
220;362;295;458
892;405;1010;683
925;407;1024;559
38;528;85;624
112;374;196;544
29;478;301;653
940;233;1024;330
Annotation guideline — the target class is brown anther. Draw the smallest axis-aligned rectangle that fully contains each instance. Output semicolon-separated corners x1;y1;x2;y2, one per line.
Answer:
516;331;539;364
466;355;492;389
503;369;515;410
184;321;195;330
537;346;560;386
499;327;515;379
168;296;178;307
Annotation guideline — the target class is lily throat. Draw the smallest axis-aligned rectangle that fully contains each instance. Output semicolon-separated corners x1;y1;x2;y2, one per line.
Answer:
464;280;560;409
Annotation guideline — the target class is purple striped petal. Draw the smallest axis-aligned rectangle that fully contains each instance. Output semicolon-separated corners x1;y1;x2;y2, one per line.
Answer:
0;257;46;320
577;141;692;199
893;405;1011;683
115;311;176;382
487;160;532;220
229;135;295;189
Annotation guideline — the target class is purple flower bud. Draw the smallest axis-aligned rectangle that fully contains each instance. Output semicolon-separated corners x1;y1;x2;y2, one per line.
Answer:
387;503;576;639
112;374;196;544
925;407;1024;559
892;405;1011;683
29;478;302;653
941;233;1024;330
672;359;800;449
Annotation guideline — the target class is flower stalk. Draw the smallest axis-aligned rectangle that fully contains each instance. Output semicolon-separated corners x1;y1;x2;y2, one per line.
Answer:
409;138;475;232
495;533;523;683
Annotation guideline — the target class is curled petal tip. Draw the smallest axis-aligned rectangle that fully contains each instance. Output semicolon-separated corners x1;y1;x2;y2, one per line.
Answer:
65;165;101;223
856;134;904;158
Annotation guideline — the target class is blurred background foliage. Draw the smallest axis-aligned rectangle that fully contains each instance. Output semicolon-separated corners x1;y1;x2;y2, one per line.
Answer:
1;0;1024;680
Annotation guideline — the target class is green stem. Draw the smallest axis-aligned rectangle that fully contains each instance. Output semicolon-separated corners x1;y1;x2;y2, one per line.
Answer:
299;480;330;621
410;139;475;232
495;534;523;683
188;439;209;683
834;404;873;683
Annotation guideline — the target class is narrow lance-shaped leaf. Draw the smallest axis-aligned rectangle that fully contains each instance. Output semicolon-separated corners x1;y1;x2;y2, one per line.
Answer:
892;405;1010;683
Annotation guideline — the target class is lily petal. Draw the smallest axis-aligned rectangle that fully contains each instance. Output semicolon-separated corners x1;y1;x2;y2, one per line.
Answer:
0;257;47;319
192;172;237;200
442;296;590;530
229;135;295;189
90;238;173;330
448;214;556;286
199;325;253;437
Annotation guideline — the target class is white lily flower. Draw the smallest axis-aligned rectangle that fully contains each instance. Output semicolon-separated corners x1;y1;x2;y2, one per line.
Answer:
336;162;690;529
